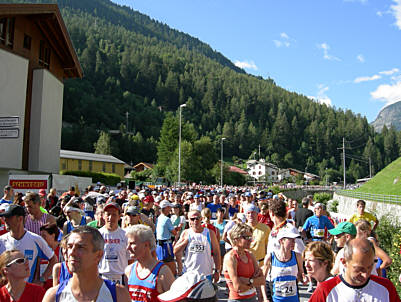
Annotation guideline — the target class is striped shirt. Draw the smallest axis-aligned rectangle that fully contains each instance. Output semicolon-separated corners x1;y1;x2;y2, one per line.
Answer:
25;213;49;235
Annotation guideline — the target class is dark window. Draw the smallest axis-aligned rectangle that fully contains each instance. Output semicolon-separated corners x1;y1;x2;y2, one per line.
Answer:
89;161;93;171
23;34;31;50
102;163;106;172
62;162;66;170
39;40;51;69
78;160;82;170
112;164;115;173
0;17;15;48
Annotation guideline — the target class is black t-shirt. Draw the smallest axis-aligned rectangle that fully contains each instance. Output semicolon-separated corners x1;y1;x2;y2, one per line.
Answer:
295;207;314;228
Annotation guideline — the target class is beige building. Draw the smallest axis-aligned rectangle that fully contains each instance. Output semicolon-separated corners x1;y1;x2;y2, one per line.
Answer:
0;4;82;187
60;150;125;178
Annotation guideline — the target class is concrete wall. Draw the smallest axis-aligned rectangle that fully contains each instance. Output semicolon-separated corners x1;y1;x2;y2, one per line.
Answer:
333;192;401;224
29;69;63;173
0;49;29;170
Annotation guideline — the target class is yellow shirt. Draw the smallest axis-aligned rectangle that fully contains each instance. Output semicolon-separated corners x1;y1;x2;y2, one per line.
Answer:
248;222;271;264
349;212;377;227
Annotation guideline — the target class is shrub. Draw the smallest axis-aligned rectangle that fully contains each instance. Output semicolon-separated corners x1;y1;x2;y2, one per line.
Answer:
375;216;401;293
60;170;121;186
313;192;332;203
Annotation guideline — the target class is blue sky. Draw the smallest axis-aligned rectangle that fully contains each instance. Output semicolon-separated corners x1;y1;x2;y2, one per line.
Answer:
112;0;401;122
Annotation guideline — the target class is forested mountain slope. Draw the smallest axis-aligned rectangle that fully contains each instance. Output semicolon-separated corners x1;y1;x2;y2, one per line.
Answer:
3;0;401;183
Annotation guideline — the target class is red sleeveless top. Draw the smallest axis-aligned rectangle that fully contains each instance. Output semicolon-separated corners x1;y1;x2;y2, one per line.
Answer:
224;250;256;300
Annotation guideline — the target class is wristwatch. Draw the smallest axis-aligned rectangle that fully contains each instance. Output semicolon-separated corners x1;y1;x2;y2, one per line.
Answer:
248;278;254;286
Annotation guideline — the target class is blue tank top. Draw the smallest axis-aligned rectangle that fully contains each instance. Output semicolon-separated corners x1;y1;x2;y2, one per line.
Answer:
67;216;87;234
59;261;72;284
128;261;164;302
270;251;299;302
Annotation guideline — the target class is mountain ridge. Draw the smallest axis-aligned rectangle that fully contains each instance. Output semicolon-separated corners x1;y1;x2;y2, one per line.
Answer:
372;101;401;132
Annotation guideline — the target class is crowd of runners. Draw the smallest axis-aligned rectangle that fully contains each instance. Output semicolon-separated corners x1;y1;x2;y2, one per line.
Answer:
0;183;399;302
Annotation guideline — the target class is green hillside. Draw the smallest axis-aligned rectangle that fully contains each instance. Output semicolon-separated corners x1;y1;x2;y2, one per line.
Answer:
3;0;401;183
356;157;401;195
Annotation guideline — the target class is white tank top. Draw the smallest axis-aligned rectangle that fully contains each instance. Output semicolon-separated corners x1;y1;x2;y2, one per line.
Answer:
56;279;116;302
183;228;214;276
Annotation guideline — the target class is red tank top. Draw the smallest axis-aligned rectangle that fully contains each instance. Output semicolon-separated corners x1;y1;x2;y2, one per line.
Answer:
224;250;256;300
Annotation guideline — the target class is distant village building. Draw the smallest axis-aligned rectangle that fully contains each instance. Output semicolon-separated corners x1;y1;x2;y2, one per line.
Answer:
60;150;125;178
246;159;279;183
228;165;248;176
133;162;154;172
0;4;82;187
278;168;306;182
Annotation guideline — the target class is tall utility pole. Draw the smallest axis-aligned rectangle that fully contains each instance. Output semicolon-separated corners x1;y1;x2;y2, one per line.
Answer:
258;144;261;159
343;137;346;189
369;156;372;179
221;137;226;187
126;111;129;133
178;104;186;186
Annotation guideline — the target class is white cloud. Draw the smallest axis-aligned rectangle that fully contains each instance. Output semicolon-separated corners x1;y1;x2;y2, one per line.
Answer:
391;0;401;30
371;81;401;107
377;11;384;17
317;43;341;61
354;74;381;83
379;68;399;75
357;54;365;63
280;32;289;39
309;84;332;106
273;32;293;48
234;60;258;70
353;68;400;83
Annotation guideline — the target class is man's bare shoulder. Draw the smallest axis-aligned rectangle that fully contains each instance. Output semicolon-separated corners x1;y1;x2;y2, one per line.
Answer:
42;285;58;302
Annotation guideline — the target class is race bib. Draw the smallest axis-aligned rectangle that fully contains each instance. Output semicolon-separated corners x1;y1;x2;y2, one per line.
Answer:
313;229;325;238
189;242;205;253
105;245;118;261
275;280;297;297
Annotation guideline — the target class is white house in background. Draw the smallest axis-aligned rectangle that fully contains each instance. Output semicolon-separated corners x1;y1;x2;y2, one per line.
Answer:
278;168;304;182
246;159;279;183
304;172;320;182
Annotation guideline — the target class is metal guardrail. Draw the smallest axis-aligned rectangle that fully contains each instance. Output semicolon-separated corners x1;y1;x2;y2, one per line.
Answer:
336;190;401;205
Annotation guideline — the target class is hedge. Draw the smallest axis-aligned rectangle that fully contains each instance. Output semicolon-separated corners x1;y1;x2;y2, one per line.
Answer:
60;170;121;186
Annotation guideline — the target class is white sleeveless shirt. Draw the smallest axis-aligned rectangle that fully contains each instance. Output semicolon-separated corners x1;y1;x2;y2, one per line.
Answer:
183;227;214;276
56;279;116;302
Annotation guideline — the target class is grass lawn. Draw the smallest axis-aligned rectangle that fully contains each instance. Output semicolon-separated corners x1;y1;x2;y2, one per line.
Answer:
355;157;401;195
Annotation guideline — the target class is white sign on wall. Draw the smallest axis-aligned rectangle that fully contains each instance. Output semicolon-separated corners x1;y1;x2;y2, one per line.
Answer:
0;128;19;138
0;116;19;127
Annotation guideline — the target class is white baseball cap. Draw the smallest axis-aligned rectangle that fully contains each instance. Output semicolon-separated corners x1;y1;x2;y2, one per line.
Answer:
276;226;300;241
158;271;216;302
160;200;174;209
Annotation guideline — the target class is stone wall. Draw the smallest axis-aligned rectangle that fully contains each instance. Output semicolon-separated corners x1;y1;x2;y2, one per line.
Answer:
333;192;401;224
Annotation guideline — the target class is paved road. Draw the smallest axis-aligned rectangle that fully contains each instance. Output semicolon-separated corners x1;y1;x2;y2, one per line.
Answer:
216;278;313;302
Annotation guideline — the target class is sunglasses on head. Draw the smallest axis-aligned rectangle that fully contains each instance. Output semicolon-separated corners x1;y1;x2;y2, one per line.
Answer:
127;213;138;217
6;257;28;267
190;217;200;221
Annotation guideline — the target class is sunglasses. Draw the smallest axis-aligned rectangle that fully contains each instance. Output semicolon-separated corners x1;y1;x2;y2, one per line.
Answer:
6;257;28;267
189;217;200;221
241;235;253;241
127;214;138;217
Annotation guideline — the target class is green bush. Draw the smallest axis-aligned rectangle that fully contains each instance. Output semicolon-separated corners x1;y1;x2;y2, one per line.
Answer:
375;216;401;293
60;170;121;186
313;192;332;204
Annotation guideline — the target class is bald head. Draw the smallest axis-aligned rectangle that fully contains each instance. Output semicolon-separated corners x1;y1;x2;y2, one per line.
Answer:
344;238;375;262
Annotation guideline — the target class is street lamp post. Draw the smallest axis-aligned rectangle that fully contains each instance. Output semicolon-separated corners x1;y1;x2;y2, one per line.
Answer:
221;137;226;187
178;104;186;186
